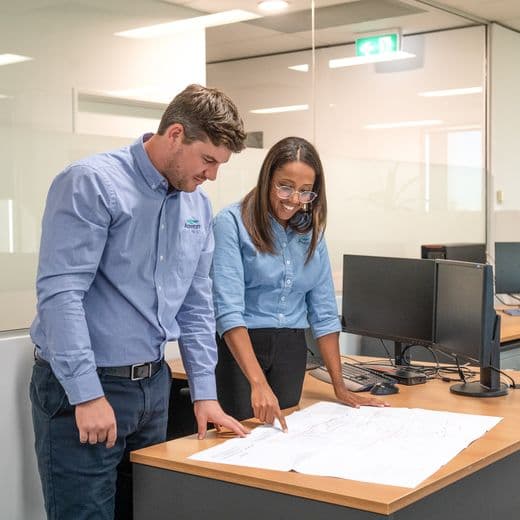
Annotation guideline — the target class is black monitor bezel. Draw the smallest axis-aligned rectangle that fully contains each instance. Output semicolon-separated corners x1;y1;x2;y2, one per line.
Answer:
341;254;436;353
433;259;507;397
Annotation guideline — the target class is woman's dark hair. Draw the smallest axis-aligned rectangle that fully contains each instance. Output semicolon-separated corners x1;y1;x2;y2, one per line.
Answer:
241;136;327;262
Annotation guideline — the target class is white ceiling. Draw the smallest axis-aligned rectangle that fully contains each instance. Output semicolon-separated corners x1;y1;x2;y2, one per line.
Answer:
167;0;520;61
1;0;519;62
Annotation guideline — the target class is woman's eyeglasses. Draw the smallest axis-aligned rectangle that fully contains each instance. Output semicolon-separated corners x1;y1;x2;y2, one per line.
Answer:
274;184;317;204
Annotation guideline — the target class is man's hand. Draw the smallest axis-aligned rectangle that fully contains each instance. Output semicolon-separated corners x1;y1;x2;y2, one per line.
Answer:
75;396;117;448
251;382;288;432
193;400;250;440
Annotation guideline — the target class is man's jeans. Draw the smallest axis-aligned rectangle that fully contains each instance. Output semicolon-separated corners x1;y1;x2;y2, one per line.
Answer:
30;359;171;520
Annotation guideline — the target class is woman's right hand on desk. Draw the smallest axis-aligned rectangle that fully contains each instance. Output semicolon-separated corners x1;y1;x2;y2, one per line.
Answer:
251;382;288;432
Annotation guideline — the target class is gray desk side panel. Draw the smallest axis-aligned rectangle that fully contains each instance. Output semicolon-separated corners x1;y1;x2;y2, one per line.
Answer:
134;449;520;520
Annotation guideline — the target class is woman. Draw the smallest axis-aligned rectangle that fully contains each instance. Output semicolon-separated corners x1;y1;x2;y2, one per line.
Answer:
211;137;385;430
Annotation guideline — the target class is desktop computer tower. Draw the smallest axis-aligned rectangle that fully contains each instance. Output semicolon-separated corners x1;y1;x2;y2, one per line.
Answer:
421;243;486;264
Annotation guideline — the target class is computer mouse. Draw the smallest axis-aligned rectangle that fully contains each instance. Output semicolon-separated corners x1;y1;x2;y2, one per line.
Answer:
370;382;399;395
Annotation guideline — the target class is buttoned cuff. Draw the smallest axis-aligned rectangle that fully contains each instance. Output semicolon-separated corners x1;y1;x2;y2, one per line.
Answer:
60;370;104;405
188;373;217;402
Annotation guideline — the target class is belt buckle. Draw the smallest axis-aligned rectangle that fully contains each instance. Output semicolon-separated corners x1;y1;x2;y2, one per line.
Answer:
131;362;152;381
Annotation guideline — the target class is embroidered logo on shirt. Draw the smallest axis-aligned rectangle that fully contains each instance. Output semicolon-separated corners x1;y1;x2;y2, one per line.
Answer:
298;236;311;245
184;217;201;230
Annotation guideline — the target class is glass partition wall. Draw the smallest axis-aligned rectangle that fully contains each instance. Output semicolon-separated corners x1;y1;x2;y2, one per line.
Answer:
0;1;487;330
207;5;486;291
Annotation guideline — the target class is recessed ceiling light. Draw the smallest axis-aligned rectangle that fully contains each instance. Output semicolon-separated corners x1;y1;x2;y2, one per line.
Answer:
365;119;442;129
0;54;32;66
329;51;415;68
250;104;308;114
115;10;260;39
258;1;289;13
419;87;482;97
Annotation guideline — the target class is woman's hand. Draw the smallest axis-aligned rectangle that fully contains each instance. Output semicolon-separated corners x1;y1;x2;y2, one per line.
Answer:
333;381;390;408
251;382;288;431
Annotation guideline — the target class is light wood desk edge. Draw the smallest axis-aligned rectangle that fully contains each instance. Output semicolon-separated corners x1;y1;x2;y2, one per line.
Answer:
133;358;520;515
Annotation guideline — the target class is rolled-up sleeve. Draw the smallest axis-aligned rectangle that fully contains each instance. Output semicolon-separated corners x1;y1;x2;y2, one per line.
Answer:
306;238;341;339
35;166;114;404
211;209;247;337
177;227;218;401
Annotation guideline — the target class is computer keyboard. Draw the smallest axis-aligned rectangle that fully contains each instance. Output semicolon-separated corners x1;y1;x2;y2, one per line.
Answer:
309;362;397;392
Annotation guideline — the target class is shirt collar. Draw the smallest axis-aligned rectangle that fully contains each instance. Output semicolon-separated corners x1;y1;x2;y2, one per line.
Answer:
131;133;169;193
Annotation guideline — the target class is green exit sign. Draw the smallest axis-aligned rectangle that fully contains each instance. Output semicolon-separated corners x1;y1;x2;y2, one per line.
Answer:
355;33;400;57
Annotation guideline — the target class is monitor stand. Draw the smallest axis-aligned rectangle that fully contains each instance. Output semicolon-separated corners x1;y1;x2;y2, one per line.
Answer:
450;315;508;397
394;341;406;366
450;380;508;397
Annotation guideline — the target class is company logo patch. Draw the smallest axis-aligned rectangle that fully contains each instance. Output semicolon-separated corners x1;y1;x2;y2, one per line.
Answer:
184;217;201;231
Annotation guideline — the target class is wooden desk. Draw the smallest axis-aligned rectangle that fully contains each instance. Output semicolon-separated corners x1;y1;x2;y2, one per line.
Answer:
132;367;520;519
498;308;520;344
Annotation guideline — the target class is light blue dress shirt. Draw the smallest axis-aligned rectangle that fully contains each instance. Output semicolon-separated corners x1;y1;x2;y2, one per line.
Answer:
31;134;218;405
211;202;341;339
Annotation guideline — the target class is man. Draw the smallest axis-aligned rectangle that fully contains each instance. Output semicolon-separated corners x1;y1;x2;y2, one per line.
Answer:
30;84;249;520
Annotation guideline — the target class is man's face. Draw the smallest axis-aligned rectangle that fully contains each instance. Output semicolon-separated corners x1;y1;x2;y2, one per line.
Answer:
162;126;232;192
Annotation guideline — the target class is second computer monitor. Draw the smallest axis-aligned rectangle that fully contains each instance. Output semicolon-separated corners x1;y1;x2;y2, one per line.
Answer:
434;260;506;397
495;242;520;294
342;255;436;348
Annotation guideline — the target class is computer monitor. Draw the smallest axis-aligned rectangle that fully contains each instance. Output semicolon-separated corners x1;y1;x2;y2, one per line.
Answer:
342;255;436;365
434;260;508;397
421;243;486;263
494;242;520;294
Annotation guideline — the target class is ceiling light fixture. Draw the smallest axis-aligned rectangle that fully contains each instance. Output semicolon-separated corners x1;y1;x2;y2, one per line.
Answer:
258;0;289;13
419;87;482;97
250;104;308;114
0;53;32;66
115;10;260;39
329;51;415;68
288;64;309;72
365;119;442;129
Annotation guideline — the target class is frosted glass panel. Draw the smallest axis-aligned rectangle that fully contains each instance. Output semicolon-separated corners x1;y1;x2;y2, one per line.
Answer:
209;26;486;289
0;4;206;330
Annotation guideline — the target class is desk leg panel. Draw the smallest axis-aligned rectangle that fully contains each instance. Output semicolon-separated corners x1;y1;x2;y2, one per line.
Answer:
133;465;384;520
397;449;520;520
134;449;520;520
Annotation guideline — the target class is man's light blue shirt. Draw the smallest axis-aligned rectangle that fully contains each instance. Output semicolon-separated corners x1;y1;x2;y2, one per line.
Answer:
211;202;341;338
31;134;218;405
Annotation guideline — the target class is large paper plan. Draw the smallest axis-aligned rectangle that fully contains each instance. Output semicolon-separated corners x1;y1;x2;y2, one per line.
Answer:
189;401;502;488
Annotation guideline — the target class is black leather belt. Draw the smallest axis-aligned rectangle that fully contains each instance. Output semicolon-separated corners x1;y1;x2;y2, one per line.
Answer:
98;361;163;381
34;349;162;381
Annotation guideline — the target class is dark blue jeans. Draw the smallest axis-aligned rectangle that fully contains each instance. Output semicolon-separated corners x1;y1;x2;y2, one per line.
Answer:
30;359;171;520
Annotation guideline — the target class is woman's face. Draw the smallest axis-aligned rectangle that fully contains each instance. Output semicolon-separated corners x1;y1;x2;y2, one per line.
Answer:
269;161;316;226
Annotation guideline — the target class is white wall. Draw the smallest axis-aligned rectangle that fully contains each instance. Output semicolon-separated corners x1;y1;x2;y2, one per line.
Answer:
0;334;44;519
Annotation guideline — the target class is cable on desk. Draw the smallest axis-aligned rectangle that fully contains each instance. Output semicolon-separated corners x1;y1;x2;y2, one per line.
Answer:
379;338;395;366
489;365;520;389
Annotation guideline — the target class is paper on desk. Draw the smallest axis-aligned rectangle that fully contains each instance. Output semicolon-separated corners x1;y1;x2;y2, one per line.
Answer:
189;401;502;488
